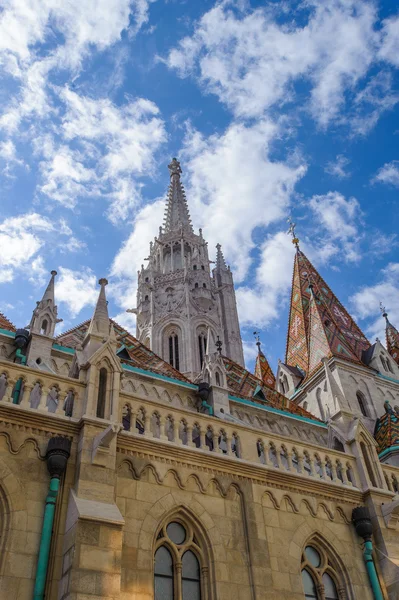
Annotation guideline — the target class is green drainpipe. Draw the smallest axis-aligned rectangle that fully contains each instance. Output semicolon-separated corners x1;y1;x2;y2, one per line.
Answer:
202;399;214;416
352;506;385;600
363;540;384;600
33;437;71;600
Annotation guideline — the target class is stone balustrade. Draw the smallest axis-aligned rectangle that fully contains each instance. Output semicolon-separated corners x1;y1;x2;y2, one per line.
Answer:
0;360;85;418
119;393;360;490
382;463;399;494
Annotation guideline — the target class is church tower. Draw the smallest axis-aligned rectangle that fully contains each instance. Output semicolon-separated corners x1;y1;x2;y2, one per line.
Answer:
134;158;244;379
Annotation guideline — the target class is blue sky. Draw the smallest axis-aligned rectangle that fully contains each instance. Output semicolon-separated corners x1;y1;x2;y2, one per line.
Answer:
0;0;399;373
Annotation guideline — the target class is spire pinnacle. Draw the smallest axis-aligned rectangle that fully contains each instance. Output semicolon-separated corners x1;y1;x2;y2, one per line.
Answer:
216;243;228;271
42;270;57;303
380;301;388;321
287;216;299;248
253;331;276;387
163;158;193;234
28;269;62;337
87;278;110;338
380;302;399;364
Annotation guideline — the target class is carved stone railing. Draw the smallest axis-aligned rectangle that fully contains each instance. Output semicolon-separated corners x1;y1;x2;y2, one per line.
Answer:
0;360;85;418
381;464;399;495
119;392;360;490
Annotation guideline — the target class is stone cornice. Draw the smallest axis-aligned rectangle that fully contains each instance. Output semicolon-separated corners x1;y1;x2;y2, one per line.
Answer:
0;404;80;437
116;432;363;505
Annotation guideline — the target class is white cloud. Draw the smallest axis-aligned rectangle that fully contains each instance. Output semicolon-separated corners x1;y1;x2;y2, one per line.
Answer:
166;1;379;127
0;0;155;131
112;310;137;334
325;155;351;179
372;161;399;187
350;262;399;343
181;119;306;282
55;267;99;317
0;212;86;283
349;71;399;136
37;90;166;218
379;14;399;67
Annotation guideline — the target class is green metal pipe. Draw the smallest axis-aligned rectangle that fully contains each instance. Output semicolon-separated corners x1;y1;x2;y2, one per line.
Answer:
33;476;60;600
363;540;384;600
202;399;214;416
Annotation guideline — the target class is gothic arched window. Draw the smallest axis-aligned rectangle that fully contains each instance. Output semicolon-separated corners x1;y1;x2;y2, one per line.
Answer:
198;331;207;369
154;519;205;600
356;391;368;417
41;319;48;335
381;355;388;371
97;367;107;419
301;544;342;600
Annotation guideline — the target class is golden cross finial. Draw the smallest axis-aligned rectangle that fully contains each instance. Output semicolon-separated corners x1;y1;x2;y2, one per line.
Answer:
287;216;299;247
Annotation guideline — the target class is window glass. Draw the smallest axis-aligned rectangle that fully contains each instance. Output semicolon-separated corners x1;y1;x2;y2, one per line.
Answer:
301;569;317;599
305;546;321;568
154;546;174;600
322;573;338;600
182;551;200;600
166;522;186;545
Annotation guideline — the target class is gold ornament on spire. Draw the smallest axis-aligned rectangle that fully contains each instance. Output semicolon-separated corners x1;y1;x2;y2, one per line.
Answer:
287;216;299;248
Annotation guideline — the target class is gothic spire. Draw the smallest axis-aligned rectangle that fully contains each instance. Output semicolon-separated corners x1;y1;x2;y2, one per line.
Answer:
285;249;370;375
87;278;110;338
381;303;399;365
254;333;276;388
215;243;228;271
28;270;62;337
163;158;193;234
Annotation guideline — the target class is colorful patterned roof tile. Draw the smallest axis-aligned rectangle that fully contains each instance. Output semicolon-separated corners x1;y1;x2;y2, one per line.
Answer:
286;249;370;375
0;312;16;332
254;347;276;388
223;355;321;422
383;313;399;365
56;319;191;383
374;401;399;454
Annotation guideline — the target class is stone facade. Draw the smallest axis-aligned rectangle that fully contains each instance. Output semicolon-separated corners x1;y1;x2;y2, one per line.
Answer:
0;163;399;600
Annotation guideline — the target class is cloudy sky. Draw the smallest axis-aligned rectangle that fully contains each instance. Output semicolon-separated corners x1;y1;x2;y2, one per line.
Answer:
0;0;398;372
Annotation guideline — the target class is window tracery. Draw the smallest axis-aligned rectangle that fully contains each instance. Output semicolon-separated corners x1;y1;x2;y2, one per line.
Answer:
154;518;207;600
301;543;344;600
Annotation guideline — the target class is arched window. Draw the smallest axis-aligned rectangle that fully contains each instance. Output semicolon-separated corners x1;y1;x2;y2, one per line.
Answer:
201;265;205;270
144;295;149;301
215;371;221;386
168;332;180;371
381;355;388;371
97;367;107;418
301;544;341;600
154;519;205;600
356;391;368;417
360;441;377;487
202;283;206;288
193;265;197;270
198;331;207;369
41;319;48;335
195;283;199;289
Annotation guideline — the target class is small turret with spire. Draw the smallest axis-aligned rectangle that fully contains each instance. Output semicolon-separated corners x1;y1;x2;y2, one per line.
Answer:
380;302;399;365
253;332;276;388
28;270;62;337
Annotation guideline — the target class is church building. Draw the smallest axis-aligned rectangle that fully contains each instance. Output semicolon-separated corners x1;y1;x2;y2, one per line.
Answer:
0;159;398;600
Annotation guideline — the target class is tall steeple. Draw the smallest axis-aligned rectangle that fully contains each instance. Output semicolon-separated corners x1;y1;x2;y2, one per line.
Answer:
163;158;193;234
285;249;370;375
133;158;245;379
87;278;110;339
381;304;399;365
254;333;276;388
28;270;62;337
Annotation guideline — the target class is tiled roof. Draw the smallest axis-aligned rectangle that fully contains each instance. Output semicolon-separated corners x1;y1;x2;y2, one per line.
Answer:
0;312;16;332
56;319;191;384
223;356;322;422
375;402;399;454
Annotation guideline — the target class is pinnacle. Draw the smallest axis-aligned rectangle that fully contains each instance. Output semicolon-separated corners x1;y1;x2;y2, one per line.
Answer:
216;243;228;271
163;159;194;234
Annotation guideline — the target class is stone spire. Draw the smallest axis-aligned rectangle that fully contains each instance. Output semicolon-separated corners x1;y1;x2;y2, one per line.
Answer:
215;243;228;271
163;158;193;234
254;333;276;388
381;303;399;365
29;270;62;337
285;249;370;375
87;278;110;339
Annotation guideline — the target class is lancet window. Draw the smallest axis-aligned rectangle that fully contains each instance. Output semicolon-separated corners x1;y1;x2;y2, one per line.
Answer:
356;391;368;417
154;518;207;600
169;333;180;371
97;367;107;419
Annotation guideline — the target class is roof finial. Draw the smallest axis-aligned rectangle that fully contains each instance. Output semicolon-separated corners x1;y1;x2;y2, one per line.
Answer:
287;215;299;248
254;330;261;352
380;301;388;320
168;157;182;178
216;335;223;356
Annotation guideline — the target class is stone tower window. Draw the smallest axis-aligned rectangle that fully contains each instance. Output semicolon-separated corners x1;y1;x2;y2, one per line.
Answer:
201;265;205;270
169;333;180;371
203;283;206;288
154;519;205;600
195;283;199;288
193;265;197;270
97;367;107;419
198;331;207;369
40;319;48;335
